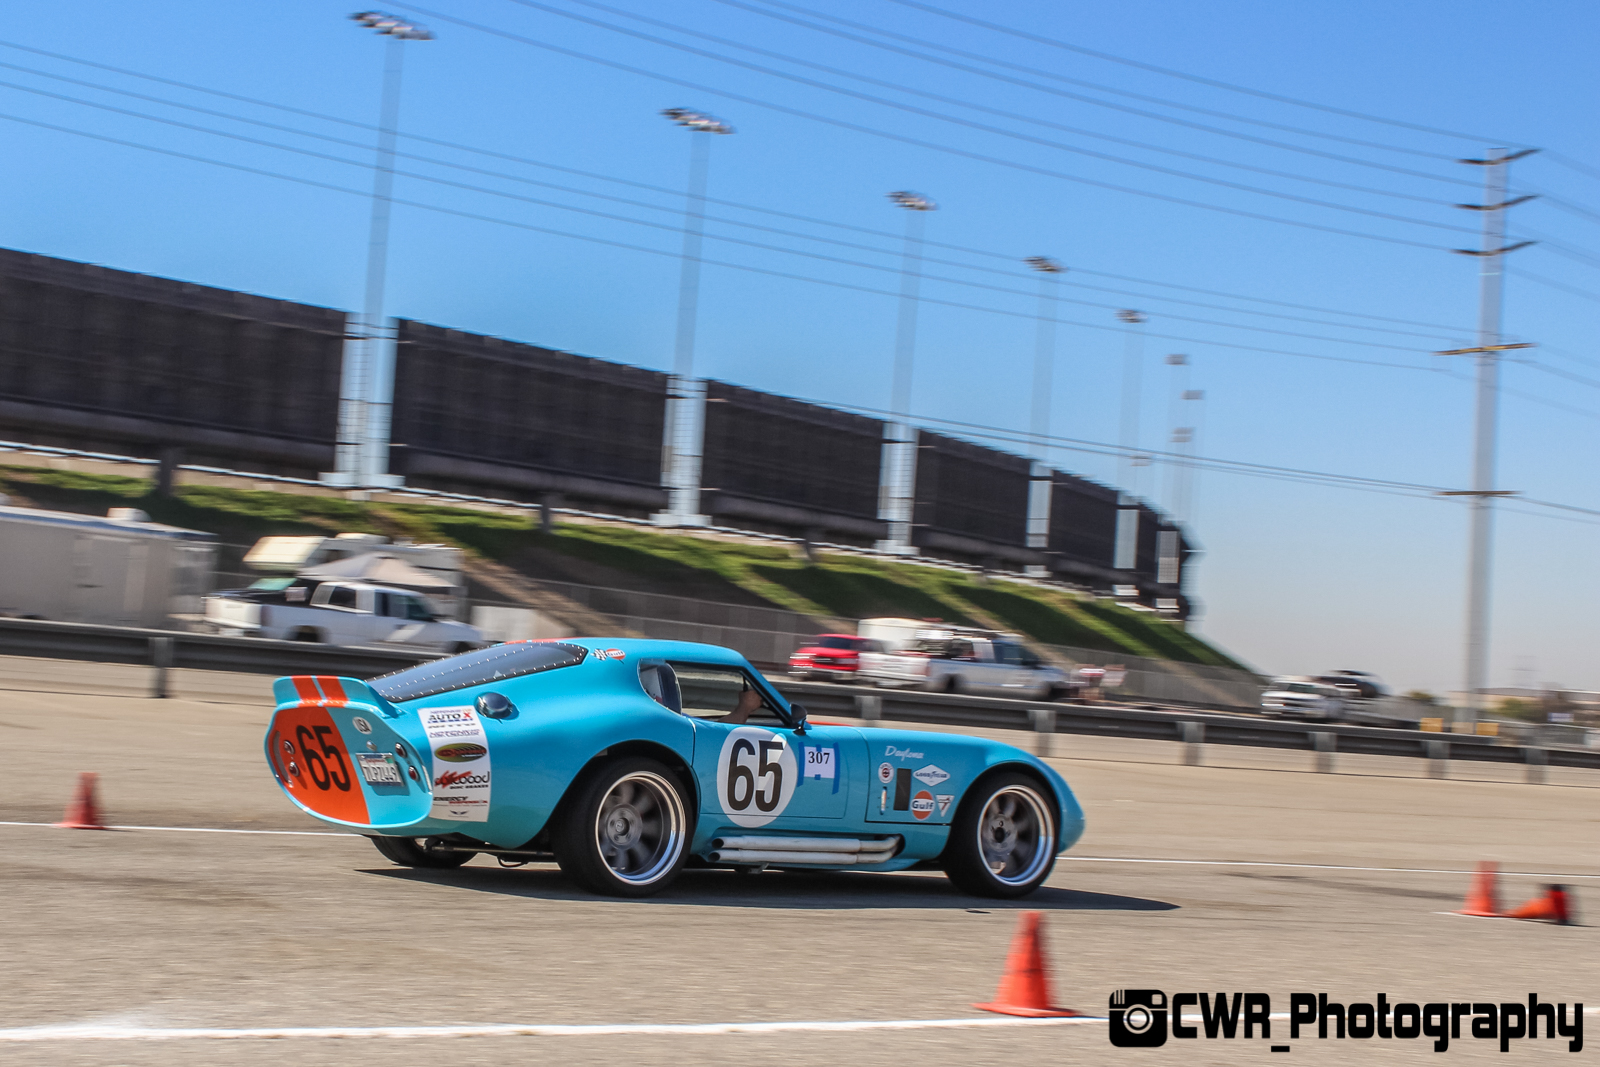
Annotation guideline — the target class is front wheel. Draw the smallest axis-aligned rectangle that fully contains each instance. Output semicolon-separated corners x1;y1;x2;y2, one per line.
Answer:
369;835;476;868
942;771;1058;898
553;757;690;897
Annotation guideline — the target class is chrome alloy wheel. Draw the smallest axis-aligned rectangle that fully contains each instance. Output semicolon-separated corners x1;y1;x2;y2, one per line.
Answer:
975;784;1055;887
593;771;686;886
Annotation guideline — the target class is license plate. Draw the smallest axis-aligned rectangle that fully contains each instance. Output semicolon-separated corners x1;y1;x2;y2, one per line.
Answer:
357;753;403;785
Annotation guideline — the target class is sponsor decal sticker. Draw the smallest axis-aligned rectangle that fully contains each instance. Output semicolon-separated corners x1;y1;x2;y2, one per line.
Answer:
351;716;373;735
877;762;895;784
912;764;950;788
910;790;935;820
595;648;626;660
715;727;797;828
936;793;954;816
802;746;836;779
420;707;492;822
885;745;924;761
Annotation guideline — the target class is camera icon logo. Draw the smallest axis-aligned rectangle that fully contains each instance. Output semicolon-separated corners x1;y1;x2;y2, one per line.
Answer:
1108;989;1168;1047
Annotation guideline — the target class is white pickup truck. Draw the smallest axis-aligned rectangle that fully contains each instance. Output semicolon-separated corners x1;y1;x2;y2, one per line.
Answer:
204;579;483;652
858;627;1078;701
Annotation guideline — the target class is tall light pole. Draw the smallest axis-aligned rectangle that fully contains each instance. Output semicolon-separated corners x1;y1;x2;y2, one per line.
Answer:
1163;353;1189;519
329;11;433;491
878;190;935;553
656;107;733;526
1113;309;1147;575
1439;147;1537;723
1024;255;1064;553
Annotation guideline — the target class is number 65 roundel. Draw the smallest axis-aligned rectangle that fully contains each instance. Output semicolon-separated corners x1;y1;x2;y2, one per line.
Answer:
714;726;798;827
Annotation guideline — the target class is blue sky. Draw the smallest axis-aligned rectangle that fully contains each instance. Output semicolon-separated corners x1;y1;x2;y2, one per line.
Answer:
2;1;1597;695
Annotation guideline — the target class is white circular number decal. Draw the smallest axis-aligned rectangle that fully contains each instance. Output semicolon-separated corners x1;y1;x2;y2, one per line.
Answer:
715;727;797;828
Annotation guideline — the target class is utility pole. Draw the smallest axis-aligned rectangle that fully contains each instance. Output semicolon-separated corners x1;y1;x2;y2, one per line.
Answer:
328;11;432;492
878;190;935;554
1438;147;1537;725
1163;353;1190;519
1024;255;1064;554
655;108;733;526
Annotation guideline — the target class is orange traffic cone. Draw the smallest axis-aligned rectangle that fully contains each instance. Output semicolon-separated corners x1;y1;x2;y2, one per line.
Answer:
55;772;109;830
974;911;1081;1018
1457;861;1501;917
1505;885;1572;925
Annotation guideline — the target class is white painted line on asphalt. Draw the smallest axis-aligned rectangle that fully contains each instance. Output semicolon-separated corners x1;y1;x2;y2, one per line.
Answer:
8;1009;1597;1043
1061;856;1600;880
0;821;348;837
0;1017;1107;1042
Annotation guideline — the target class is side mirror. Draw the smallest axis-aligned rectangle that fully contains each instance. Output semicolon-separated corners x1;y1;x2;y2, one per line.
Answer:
788;701;809;733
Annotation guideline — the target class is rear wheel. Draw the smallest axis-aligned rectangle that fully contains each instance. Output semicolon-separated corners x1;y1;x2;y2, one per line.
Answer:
943;771;1058;898
553;757;690;897
369;835;476;868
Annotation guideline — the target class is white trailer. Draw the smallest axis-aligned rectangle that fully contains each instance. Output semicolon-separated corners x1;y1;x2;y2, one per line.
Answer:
0;504;216;628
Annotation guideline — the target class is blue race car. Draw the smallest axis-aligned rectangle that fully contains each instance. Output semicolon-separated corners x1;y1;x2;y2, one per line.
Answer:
264;638;1085;898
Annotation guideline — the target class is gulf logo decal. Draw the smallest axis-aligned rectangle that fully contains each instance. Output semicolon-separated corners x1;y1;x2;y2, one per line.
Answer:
910;790;936;820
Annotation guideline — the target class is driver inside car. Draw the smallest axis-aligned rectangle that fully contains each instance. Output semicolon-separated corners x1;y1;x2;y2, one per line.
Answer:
719;682;763;724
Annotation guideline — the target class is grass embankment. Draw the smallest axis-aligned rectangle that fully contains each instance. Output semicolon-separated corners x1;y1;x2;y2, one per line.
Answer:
0;465;1247;669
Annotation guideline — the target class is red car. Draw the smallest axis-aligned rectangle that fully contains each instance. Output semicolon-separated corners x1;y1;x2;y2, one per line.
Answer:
788;634;880;682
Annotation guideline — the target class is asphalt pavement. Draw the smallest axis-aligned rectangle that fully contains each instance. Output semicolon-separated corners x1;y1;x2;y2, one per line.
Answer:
1;656;1596;1065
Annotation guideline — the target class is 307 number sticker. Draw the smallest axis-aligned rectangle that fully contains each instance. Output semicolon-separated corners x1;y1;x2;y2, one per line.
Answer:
715;727;797;827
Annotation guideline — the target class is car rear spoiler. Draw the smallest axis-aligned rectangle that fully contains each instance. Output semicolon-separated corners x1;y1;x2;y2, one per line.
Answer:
271;675;401;718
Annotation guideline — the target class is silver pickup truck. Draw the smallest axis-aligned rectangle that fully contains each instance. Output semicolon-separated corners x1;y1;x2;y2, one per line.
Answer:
204;578;482;651
858;628;1077;701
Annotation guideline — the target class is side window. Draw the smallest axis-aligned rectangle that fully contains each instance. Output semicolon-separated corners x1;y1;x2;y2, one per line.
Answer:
995;643;1026;665
669;663;785;724
327;586;358;610
403;596;434;621
638;664;683;713
951;639;975;661
375;592;394;617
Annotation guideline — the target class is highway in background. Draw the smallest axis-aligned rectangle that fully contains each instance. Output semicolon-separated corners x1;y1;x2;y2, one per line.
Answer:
0;656;1595;1065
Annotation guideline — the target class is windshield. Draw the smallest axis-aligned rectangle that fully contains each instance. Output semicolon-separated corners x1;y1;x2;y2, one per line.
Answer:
1282;683;1319;694
814;636;858;650
371;642;588;702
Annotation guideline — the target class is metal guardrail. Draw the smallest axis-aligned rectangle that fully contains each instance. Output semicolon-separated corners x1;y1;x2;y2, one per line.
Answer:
772;679;1600;776
1;618;1594;777
0;617;436;692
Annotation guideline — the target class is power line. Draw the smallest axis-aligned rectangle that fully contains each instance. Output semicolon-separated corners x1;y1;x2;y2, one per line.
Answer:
489;0;1477;236
0;106;1447;374
879;0;1531;150
0;38;1472;337
0;75;1451;356
547;0;1462;210
725;0;1484;181
389;3;1455;250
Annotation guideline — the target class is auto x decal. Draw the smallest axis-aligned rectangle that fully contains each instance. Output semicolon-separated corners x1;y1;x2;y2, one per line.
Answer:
912;764;949;787
715;727;797;828
802;745;840;794
420;707;491;822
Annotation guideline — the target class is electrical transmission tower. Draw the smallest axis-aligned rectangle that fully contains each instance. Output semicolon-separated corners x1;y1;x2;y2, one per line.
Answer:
1437;148;1537;724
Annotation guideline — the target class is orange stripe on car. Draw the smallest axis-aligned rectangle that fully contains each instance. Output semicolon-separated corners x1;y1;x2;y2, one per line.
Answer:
316;676;348;706
291;676;320;703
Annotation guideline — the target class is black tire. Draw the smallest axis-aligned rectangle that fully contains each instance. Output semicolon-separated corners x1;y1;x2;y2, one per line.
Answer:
290;627;321;643
369;835;476;868
450;642;474;655
553;756;691;897
942;770;1058;898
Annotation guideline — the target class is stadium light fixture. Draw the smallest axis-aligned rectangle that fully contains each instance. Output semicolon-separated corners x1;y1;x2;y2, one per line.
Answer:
350;11;435;39
661;108;734;135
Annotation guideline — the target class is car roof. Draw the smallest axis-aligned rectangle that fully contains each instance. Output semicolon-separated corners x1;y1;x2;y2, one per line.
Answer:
558;637;755;667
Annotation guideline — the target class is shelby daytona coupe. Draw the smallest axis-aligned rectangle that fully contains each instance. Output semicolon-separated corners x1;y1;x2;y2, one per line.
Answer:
265;638;1085;897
